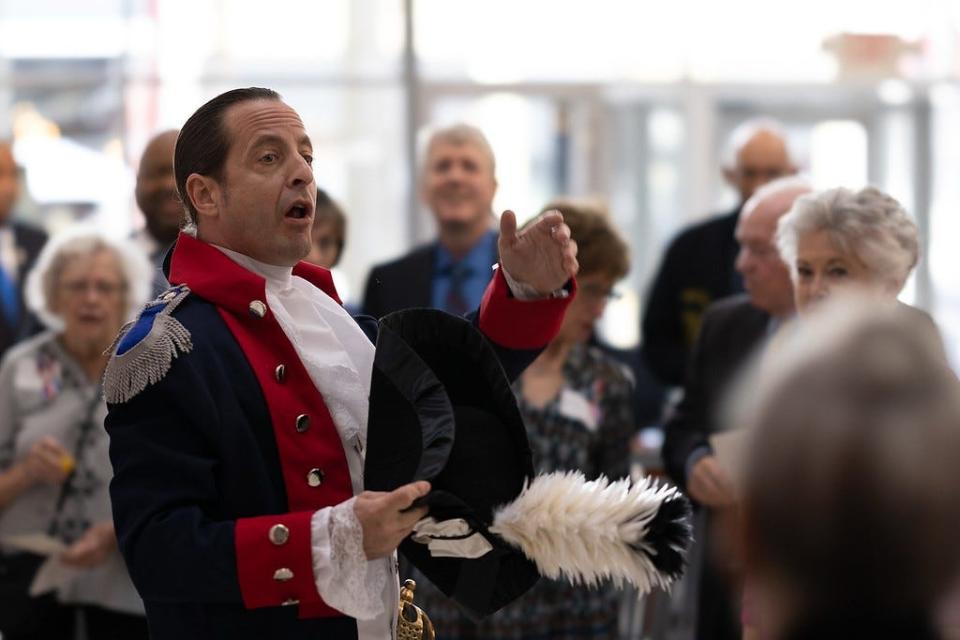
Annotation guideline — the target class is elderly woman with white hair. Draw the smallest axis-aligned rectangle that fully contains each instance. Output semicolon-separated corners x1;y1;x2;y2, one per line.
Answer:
742;186;934;640
0;230;151;640
776;185;920;313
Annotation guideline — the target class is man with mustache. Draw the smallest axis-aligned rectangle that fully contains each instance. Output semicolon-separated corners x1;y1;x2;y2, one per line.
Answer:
132;130;182;296
362;124;499;319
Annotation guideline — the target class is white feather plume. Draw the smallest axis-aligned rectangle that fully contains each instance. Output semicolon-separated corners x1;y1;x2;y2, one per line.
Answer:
489;470;688;594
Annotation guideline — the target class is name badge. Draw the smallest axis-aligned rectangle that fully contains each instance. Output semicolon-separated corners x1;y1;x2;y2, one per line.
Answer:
557;388;599;432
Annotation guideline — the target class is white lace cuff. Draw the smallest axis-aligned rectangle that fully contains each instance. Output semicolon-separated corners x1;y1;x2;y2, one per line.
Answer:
497;264;569;300
310;499;387;620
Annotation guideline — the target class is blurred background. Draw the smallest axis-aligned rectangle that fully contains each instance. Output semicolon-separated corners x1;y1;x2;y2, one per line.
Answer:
3;0;960;363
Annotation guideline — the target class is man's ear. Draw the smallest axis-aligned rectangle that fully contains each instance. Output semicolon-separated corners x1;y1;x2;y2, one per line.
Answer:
185;173;221;223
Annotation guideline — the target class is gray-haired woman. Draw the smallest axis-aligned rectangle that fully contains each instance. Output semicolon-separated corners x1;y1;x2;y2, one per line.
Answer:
776;186;920;313
0;229;151;639
742;186;932;640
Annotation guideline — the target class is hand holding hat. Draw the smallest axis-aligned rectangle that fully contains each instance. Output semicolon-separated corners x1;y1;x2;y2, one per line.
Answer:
355;480;431;560
365;310;693;619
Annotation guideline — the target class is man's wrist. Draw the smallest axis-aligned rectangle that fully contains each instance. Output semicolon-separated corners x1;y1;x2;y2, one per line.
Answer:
495;264;569;300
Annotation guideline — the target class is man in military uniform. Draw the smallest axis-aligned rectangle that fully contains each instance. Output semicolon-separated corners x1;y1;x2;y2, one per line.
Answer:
104;88;578;640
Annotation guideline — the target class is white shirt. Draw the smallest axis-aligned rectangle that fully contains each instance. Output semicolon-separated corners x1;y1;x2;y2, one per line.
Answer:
0;226;18;280
215;246;396;640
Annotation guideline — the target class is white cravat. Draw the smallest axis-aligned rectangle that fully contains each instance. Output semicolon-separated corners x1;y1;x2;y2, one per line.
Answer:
214;246;395;640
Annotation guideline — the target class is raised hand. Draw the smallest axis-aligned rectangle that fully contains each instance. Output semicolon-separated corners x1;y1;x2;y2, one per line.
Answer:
498;209;578;296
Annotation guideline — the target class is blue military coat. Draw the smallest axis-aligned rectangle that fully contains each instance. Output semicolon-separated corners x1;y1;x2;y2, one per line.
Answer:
104;232;572;639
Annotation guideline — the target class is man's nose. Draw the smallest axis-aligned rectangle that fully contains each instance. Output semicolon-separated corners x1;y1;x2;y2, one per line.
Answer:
288;155;313;186
443;163;466;182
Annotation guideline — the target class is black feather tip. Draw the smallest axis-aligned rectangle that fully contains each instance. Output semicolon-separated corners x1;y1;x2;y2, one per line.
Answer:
633;492;693;580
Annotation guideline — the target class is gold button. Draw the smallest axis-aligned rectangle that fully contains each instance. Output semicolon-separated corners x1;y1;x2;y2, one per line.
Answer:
296;414;310;433
248;300;267;318
306;468;325;487
268;524;289;546
275;364;286;383
273;568;294;582
281;598;299;606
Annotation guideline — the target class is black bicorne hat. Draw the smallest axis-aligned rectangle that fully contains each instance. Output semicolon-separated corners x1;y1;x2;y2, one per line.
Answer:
364;309;540;619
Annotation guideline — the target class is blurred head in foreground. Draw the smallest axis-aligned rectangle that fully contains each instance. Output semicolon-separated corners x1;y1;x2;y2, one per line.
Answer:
738;293;960;639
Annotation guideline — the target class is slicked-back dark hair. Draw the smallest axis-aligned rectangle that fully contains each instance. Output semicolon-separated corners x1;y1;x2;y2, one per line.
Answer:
174;87;281;224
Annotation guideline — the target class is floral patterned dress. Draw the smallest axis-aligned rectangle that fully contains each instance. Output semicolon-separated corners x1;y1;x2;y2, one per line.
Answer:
409;343;636;639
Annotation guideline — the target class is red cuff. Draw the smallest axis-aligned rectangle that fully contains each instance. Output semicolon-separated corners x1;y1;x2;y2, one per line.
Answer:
235;511;339;616
478;268;576;350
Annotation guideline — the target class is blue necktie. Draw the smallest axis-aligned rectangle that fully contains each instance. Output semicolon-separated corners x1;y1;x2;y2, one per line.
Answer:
444;263;473;317
0;260;19;327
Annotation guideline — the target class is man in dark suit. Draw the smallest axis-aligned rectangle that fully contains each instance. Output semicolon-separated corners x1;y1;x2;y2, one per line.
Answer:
361;124;499;319
641;120;797;387
0;140;47;357
132;130;181;297
661;176;810;640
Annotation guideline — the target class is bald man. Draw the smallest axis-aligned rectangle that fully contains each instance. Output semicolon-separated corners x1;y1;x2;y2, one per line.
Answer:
661;176;810;640
0;140;46;357
641;120;796;387
132;130;181;296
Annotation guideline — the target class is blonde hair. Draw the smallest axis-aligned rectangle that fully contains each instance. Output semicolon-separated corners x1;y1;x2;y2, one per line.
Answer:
423;123;496;175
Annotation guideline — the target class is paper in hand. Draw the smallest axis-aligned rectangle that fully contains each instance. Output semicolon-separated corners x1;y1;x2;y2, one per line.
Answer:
2;532;66;557
29;556;83;596
709;429;750;496
1;533;78;597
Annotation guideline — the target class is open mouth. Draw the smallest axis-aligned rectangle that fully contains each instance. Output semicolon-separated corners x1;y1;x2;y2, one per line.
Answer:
286;205;309;219
285;199;313;220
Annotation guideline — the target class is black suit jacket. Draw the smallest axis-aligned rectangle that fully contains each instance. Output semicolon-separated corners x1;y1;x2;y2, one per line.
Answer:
0;221;47;357
361;244;434;319
661;293;770;494
641;207;744;387
361;238;500;320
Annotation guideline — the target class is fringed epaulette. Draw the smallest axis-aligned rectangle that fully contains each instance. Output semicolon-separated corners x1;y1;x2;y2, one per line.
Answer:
103;284;193;404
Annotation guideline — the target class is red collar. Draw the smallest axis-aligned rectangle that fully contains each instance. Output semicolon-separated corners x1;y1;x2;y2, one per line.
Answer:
168;232;343;314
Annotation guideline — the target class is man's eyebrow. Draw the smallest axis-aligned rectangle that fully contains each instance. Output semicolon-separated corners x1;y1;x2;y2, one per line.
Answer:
298;134;313;150
249;134;284;151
